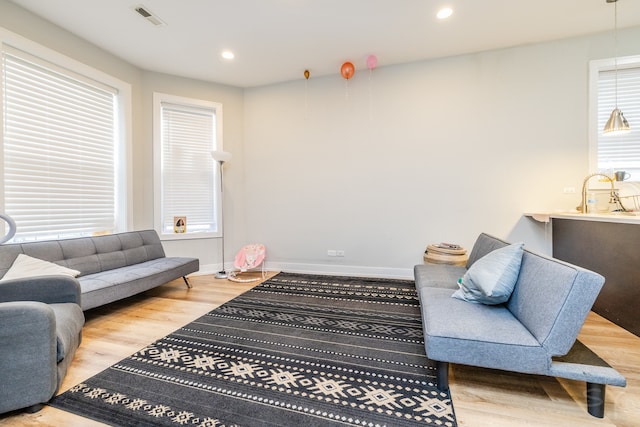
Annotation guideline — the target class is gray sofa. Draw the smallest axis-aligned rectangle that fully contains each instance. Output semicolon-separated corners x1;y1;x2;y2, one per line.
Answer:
0;229;199;414
0;276;84;414
0;229;199;310
414;233;626;418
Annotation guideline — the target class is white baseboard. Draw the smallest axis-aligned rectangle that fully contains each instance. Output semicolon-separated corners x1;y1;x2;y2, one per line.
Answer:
263;261;413;280
192;262;414;280
191;263;223;276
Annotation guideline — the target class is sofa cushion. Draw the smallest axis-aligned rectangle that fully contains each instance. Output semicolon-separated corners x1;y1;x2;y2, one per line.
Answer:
419;287;550;374
507;253;604;356
22;241;65;263
0;254;80;282
452;242;524;304
78;256;199;310
49;303;84;363
414;264;465;290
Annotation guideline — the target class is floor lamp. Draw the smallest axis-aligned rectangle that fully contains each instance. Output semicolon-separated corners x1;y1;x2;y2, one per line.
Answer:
211;150;232;279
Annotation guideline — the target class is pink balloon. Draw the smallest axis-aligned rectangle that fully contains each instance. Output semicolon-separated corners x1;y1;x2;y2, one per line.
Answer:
366;55;378;70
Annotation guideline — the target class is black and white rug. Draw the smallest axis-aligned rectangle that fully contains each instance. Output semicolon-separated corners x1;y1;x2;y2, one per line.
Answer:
50;272;457;426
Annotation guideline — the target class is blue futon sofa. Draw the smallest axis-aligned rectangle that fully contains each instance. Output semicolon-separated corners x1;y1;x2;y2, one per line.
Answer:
414;233;626;418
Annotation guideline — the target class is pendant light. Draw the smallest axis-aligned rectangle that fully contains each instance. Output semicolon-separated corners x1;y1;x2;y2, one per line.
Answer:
603;0;630;135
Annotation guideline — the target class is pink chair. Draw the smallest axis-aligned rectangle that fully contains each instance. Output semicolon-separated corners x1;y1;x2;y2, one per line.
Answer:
228;243;266;283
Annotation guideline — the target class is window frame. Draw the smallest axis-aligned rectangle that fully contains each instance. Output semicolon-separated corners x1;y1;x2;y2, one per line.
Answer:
152;92;224;241
589;55;640;181
0;27;133;241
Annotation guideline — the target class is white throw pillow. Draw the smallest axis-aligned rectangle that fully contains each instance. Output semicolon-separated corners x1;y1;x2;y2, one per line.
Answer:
451;242;524;305
0;253;80;282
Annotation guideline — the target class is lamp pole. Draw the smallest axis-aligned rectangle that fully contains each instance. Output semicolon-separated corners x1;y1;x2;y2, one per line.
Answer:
211;151;232;279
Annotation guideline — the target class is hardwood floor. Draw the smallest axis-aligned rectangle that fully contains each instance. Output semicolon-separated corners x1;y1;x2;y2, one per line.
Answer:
1;272;638;426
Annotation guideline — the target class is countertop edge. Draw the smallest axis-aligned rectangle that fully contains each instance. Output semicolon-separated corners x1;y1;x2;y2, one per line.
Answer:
525;212;640;224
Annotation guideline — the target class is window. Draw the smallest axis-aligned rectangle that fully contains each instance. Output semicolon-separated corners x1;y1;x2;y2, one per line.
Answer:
153;93;223;239
1;33;131;242
590;56;640;180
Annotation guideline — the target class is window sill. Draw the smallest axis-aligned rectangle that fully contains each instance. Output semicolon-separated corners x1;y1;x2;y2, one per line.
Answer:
158;231;221;241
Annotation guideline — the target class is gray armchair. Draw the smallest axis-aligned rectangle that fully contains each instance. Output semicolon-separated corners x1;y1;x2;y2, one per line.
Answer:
0;275;84;414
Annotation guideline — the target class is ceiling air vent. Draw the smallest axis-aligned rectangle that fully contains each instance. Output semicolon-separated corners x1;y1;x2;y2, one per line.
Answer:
134;5;166;26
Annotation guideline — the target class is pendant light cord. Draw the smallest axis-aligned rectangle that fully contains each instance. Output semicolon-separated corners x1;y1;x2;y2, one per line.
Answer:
614;0;619;108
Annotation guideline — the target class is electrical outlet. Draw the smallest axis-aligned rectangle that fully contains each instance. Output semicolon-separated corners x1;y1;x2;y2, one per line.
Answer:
327;250;337;257
563;187;576;194
336;250;345;257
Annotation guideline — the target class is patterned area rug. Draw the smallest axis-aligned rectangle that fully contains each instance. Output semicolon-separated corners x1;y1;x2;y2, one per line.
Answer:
50;272;457;427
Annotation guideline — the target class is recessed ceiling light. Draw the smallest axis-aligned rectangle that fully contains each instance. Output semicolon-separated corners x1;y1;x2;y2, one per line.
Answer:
437;7;453;19
221;51;235;60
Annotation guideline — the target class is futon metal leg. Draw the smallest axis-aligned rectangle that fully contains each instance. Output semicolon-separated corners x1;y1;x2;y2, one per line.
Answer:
436;361;449;392
586;382;605;418
183;276;192;289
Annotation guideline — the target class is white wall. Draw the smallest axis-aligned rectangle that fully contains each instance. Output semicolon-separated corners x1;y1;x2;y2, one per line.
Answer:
243;27;640;278
3;0;640;279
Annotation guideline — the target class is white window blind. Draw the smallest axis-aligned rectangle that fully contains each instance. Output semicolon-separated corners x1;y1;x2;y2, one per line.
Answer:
158;100;219;236
597;66;640;178
2;47;117;241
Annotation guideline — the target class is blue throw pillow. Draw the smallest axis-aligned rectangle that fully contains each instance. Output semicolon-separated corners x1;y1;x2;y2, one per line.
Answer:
451;242;524;305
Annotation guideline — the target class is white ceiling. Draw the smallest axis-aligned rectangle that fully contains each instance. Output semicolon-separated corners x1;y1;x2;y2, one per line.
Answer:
9;0;640;88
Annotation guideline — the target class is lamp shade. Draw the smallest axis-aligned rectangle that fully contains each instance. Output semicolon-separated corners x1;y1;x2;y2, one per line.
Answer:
603;108;630;135
211;150;232;163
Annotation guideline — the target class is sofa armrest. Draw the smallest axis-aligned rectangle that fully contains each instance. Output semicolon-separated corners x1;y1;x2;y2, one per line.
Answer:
0;275;81;305
0;301;58;413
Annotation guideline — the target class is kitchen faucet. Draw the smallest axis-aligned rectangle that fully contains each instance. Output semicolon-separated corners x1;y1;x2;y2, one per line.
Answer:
577;173;627;213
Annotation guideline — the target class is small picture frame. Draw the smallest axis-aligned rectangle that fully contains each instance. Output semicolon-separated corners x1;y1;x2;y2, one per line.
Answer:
174;216;186;233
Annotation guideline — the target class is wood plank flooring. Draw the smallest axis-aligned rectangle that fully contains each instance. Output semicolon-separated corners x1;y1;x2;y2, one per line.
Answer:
1;272;638;426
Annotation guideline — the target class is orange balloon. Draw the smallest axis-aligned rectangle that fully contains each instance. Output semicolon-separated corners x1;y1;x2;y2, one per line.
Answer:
340;62;355;79
304;69;310;80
